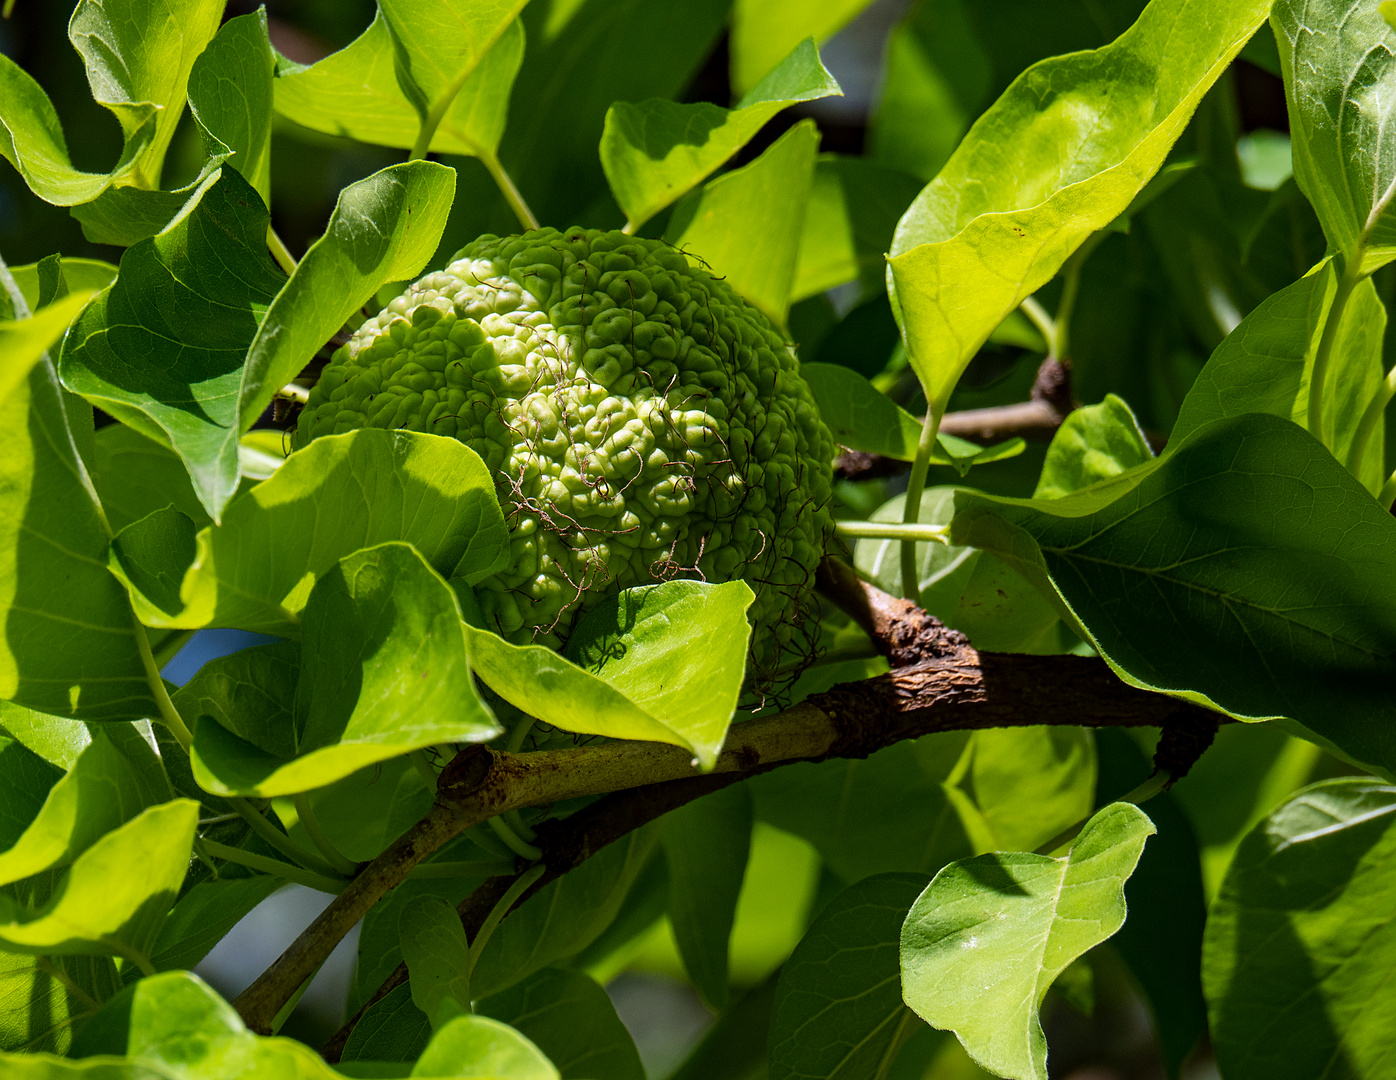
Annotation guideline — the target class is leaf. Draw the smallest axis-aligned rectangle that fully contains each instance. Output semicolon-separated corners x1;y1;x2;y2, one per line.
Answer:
6;259;117;313
92;424;218;533
469;828;656;1001
729;0;875;98
951;554;1082;656
283;757;433;865
853;489;981;621
148;875;282;973
665;120;820;328
887;0;1272;422
59;167;286;521
0;293;93;405
341;982;433;1065
1031;395;1153;501
107;428;507;635
950;412;1396;774
67;159;228;249
1202;778;1396;1080
564;580;754;768
273;11;525;162
801;363;1024;468
67;0;224;190
1171;259;1387;491
769;873;929;1080
1094;730;1206;1077
478;967;645;1080
1272;0;1396;272
413;1014;559;1080
0;703;91;772
0;800;197;967
792;155;923;303
186;9;277;204
900;802;1156;1080
0;51;153;208
660;784;752;1009
0;725;171;888
401;895;472;1030
0;951;119;1054
752;740;984;883
232;160;456;517
0;353;153;721
601;39;841;232
971;727;1097;853
190;543;499;797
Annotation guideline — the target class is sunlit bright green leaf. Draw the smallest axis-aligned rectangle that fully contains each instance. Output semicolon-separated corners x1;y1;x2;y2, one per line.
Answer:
1203;779;1396;1080
186;9;276;204
601;39;840;232
189;543;499;797
666;120;820;327
413;1014;559;1080
1032;395;1153;500
901;802;1155;1080
888;0;1271;421
0;293;93;404
971;727;1097;853
729;0;874;97
107;428;507;635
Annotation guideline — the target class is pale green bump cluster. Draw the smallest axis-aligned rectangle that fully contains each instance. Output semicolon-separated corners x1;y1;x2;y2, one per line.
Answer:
293;227;835;676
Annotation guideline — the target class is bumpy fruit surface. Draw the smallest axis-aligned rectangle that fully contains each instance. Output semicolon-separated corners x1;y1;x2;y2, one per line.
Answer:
293;227;835;678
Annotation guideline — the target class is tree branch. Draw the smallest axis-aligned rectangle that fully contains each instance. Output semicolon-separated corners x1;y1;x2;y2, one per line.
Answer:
236;560;1220;1038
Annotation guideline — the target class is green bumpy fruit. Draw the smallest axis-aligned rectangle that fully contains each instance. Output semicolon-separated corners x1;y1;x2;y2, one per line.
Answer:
293;226;835;679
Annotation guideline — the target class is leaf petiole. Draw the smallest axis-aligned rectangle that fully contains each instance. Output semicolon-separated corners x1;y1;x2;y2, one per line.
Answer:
898;407;944;600
486;815;542;861
1309;254;1365;447
198;838;346;894
463;862;547;1001
837;520;952;544
226;796;346;880
293;794;360;876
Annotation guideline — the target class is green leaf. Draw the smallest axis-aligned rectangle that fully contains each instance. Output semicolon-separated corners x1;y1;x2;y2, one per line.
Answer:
0;951;119;1054
67;158;228;249
801;363;1023;469
0;355;153;721
59;167;286;521
108;428;507;635
853;489;981;622
282;757;433;865
0;293;93;404
186;9;277;205
601;38;841;232
1171;259;1387;490
0;703;91;772
0;799;197;967
6;259;117;313
401;895;472;1030
729;0;875;98
887;0;1271;421
1203;778;1396;1080
660;784;752;1009
273;11;525;162
232;161;456;514
752;738;985;882
1032;395;1153;501
769;873;929;1080
478;968;645;1080
950;412;1396;774
469;828;656;1001
0;51;153;208
1272;0;1396;272
342;982;433;1065
951;554;1082;656
665;120;820;328
148;875;282;973
92;424;218;533
413;1014;559;1080
900;802;1155;1080
0;726;171;888
67;0;224;190
971;727;1097;853
190;543;499;797
564;580;754;768
792;155;923;303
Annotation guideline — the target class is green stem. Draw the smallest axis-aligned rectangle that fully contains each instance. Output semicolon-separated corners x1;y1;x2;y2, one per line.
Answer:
1309;255;1365;447
1346;363;1396;476
1019;296;1057;353
483;154;540;232
838;520;951;544
133;619;193;751
227;796;345;880
502;810;536;843
464;863;546;998
899;407;944;601
486;815;543;861
506;716;535;754
200;839;345;894
1033;771;1171;856
2;1;16;19
294;794;360;876
266;226;298;275
1378;468;1396;510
